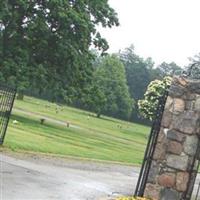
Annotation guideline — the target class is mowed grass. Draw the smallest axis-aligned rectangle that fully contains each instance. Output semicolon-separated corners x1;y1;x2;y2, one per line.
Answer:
3;96;150;164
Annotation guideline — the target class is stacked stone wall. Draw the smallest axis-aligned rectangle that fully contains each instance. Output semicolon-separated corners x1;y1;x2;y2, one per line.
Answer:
144;76;200;200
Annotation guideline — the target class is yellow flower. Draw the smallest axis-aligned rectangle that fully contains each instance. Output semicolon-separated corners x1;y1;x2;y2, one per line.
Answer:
116;197;152;200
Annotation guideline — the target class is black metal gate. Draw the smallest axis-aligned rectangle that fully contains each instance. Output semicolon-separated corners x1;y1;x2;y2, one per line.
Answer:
184;143;200;200
192;160;200;200
0;84;16;145
181;63;200;200
134;90;169;197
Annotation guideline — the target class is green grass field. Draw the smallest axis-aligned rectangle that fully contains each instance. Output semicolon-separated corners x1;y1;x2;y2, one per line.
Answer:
3;96;150;164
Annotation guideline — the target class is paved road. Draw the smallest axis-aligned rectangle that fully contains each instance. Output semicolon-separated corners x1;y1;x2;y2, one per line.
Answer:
0;153;139;200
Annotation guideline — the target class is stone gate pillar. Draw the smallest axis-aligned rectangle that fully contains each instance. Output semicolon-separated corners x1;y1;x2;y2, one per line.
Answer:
144;76;200;200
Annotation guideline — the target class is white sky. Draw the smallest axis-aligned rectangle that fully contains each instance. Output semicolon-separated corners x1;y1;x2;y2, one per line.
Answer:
99;0;200;67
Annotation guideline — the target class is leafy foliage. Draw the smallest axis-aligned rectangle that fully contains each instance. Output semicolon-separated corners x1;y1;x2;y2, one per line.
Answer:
119;45;154;101
156;62;182;78
85;55;133;119
118;45;161;122
0;0;119;101
138;76;172;121
1;0;185;123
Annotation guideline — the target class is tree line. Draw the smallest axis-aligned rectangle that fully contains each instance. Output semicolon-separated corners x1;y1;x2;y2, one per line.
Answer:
82;47;182;121
1;0;192;123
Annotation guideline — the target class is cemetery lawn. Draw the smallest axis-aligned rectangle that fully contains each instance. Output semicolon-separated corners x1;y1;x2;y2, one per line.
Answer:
3;96;150;165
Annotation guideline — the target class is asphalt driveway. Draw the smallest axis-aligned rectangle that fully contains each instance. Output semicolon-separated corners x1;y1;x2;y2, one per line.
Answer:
0;153;139;200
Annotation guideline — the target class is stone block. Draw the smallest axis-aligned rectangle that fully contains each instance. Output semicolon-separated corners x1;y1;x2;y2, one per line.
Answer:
153;142;167;160
187;80;200;94
184;135;198;156
194;96;200;111
157;173;176;188
166;154;188;171
161;110;173;128
162;167;176;173
169;85;185;98
171;111;199;135
148;161;160;183
174;77;188;87
144;183;161;200
167;129;186;142
157;128;168;143
185;100;195;110
173;98;185;113
176;172;189;192
167;141;183;155
160;188;180;200
165;96;173;111
183;92;197;101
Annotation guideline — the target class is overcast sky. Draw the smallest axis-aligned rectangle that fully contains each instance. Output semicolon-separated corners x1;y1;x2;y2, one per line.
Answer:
99;0;200;67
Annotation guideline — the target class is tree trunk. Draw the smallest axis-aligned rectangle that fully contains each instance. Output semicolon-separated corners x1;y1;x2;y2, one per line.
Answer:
17;92;24;100
97;113;101;118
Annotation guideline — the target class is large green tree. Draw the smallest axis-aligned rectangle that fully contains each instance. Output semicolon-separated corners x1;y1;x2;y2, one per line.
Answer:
119;45;154;101
118;45;158;122
85;55;133;119
0;0;119;101
156;62;182;78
